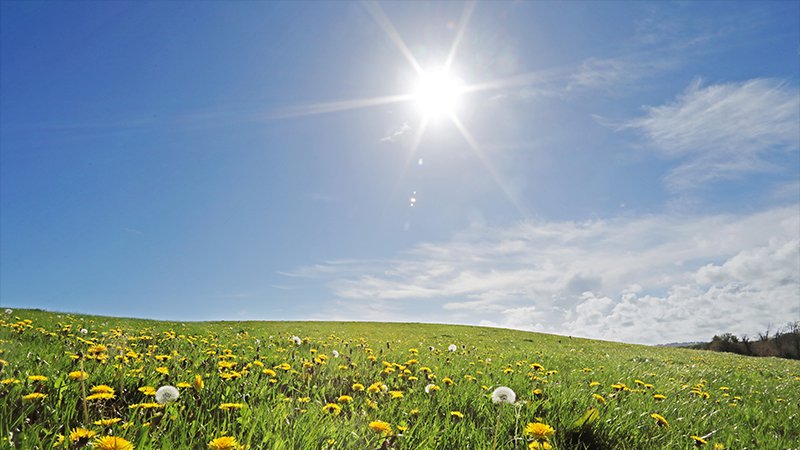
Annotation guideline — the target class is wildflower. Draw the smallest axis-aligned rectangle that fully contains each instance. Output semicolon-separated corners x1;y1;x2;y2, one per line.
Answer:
27;375;48;382
4;309;11;315
69;427;97;444
94;418;122;426
322;403;341;415
193;374;205;390
409;408;420;417
529;442;552;449
129;402;162;410
331;350;339;358
691;435;708;446
1;378;20;385
90;385;115;394
367;382;385;393
155;366;169;376
442;377;454;385
177;382;191;388
262;368;277;377
86;392;116;401
651;413;669;428
291;335;302;345
491;386;516;405
80;328;88;334
155;385;180;404
208;436;242;450
275;363;291;371
219;403;246;410
138;386;156;396
448;344;457;352
592;393;606;404
524;422;555;440
713;444;725;450
368;420;393;436
352;383;365;392
22;392;47;401
653;394;667;400
450;411;464;419
338;395;353;404
92;436;134;450
425;383;440;394
532;388;543;397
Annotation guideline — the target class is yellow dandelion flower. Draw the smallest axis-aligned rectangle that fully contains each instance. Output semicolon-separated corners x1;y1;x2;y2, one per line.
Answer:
90;385;115;394
369;420;393;436
207;436;242;450
138;386;156;396
409;408;420;417
275;363;291;371
322;403;341;415
219;403;246;410
92;435;134;450
713;444;725;450
86;392;116;401
94;418;122;426
532;388;543;397
1;378;20;385
366;399;378;410
352;383;365;392
27;375;48;382
589;381;600;387
653;394;667;400
442;377;454;385
450;411;464;419
176;382;192;388
22;392;47;401
529;441;552;449
651;413;669;428
338;395;353;403
390;390;404;399
691;435;708;446
193;374;204;391
69;427;97;443
155;366;169;375
524;422;555;440
262;369;277;377
592;393;606;404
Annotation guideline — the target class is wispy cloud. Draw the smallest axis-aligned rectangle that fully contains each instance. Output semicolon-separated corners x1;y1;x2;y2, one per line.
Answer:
621;78;799;191
567;55;677;92
379;122;412;143
283;205;799;344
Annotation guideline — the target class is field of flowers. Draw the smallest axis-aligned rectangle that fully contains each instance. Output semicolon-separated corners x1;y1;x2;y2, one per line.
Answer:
1;308;798;449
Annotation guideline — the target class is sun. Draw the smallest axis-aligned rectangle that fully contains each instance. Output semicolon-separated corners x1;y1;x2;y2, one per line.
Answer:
412;69;465;120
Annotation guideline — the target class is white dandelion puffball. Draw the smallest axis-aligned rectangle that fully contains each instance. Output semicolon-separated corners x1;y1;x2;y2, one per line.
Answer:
491;386;516;405
80;328;88;335
448;344;457;352
4;308;12;315
424;383;437;394
155;385;180;404
291;335;302;345
331;350;339;358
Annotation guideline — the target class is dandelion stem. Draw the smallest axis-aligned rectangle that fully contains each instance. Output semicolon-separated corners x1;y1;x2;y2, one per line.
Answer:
79;357;88;425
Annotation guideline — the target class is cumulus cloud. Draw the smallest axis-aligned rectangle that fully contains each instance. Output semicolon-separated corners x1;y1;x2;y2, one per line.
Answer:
622;78;800;190
283;205;799;344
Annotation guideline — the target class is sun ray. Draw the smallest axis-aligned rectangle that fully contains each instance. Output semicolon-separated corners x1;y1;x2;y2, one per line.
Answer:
444;1;476;73
268;93;413;119
363;1;424;76
449;114;529;218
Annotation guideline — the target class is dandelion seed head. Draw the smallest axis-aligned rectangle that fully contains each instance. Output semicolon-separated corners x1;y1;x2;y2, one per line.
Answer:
491;386;517;405
155;385;179;404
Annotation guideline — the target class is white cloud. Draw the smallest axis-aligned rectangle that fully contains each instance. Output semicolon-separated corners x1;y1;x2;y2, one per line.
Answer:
568;55;676;92
623;78;800;190
284;205;800;344
379;122;411;143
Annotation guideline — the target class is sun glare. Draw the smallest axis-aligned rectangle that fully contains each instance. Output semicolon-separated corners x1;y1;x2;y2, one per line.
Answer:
413;70;465;119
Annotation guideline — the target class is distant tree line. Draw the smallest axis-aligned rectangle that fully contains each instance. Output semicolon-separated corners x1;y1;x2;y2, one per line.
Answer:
689;321;800;360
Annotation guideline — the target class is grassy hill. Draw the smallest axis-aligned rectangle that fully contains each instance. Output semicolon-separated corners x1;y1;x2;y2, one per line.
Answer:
1;308;798;449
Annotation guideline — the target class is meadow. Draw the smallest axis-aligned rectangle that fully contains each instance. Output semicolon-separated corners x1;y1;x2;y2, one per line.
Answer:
1;308;798;449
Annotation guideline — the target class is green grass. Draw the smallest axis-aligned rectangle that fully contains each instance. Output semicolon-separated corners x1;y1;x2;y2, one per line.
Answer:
1;308;798;449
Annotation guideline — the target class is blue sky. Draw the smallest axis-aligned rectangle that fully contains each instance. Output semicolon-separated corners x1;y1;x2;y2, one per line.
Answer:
1;1;798;344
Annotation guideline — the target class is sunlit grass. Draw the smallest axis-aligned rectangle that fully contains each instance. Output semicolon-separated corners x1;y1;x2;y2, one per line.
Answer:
1;308;798;449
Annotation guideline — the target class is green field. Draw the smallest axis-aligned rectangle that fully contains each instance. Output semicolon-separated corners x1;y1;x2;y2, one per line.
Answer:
1;308;798;449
